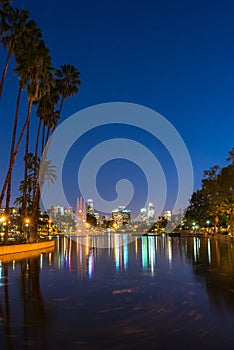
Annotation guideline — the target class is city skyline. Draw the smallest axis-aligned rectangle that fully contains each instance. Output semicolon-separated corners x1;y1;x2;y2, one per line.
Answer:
48;198;158;224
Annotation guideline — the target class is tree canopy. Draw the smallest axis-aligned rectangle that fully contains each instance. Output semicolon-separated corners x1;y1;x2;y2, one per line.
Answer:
185;147;234;235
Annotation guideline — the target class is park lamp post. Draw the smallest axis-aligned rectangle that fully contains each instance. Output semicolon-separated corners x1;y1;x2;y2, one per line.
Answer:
48;219;52;236
206;220;211;233
24;217;30;241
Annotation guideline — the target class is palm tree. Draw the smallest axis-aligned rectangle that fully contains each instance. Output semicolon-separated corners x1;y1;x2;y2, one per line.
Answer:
0;6;41;99
0;0;14;39
35;78;59;155
30;64;81;241
55;64;81;114
3;86;22;243
19;41;52;230
0;9;41;208
1;39;52;244
32;80;59;214
1;3;81;243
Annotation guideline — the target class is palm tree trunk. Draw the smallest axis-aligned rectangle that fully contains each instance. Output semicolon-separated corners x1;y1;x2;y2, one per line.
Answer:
31;185;41;242
32;119;42;204
0;97;33;208
2;87;22;243
41;121;45;155
230;209;234;236
22;119;30;226
3;182;11;244
45;126;50;145
59;96;64;114
0;44;12;100
35;118;42;159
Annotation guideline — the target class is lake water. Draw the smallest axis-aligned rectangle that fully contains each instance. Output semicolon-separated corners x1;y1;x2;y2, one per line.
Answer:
1;234;234;350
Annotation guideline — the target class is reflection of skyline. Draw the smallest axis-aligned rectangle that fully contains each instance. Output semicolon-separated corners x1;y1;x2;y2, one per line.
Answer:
2;235;234;349
50;234;234;305
51;235;233;280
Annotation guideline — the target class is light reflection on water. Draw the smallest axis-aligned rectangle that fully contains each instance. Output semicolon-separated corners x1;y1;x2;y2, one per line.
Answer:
1;234;234;349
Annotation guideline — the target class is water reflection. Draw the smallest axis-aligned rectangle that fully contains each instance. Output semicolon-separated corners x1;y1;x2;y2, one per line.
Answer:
0;252;55;350
1;235;234;349
51;235;234;283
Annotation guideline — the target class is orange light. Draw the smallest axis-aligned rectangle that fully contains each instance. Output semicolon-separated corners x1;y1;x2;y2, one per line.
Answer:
0;215;6;223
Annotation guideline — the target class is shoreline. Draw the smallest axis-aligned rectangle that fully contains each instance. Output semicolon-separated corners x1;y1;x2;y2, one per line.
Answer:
0;240;55;259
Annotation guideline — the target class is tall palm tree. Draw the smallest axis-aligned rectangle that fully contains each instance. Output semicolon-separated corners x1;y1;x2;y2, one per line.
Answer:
0;0;14;39
19;41;52;234
3;85;22;242
30;65;81;241
35;77;59;155
0;10;41;207
0;6;41;99
1;39;52;244
55;64;81;114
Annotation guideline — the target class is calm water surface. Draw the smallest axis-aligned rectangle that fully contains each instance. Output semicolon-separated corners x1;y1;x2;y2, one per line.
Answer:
1;234;234;350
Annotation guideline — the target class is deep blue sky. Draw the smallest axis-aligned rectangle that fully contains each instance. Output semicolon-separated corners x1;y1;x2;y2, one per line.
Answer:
1;0;234;216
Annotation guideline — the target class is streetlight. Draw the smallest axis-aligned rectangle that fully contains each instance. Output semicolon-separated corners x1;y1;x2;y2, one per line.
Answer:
24;217;30;241
0;215;6;224
48;219;52;236
206;220;211;233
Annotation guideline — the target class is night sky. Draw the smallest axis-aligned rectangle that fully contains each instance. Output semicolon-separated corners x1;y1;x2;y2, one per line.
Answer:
1;0;234;218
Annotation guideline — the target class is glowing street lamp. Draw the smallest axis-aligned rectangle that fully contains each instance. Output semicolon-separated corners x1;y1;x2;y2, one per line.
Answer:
48;219;52;235
24;218;30;241
112;222;118;230
206;220;211;233
24;218;30;226
0;215;6;224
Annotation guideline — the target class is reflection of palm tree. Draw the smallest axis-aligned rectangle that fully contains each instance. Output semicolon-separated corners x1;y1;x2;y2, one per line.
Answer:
0;263;15;350
20;257;49;349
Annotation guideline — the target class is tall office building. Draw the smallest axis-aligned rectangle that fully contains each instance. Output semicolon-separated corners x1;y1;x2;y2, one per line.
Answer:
140;208;147;223
50;205;64;219
64;206;74;218
112;206;131;227
122;210;131;225
87;199;94;215
148;202;155;223
94;212;100;223
112;209;123;227
164;210;172;221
